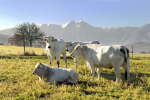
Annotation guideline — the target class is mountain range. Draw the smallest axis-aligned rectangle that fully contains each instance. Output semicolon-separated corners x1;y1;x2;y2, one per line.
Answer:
0;21;150;52
125;41;150;53
37;21;150;45
0;34;10;45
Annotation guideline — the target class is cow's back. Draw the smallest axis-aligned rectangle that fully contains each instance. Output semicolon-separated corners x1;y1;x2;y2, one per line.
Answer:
54;39;65;52
85;44;122;66
71;42;94;51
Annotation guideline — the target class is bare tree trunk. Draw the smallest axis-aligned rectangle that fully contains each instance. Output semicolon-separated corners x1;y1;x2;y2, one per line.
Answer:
29;39;32;47
23;32;26;56
24;40;25;56
30;42;32;47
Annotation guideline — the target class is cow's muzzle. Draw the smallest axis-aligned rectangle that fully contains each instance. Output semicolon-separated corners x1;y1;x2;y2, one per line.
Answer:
48;46;51;48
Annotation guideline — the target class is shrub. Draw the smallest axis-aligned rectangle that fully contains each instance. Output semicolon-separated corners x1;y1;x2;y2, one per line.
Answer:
140;51;147;54
24;51;37;56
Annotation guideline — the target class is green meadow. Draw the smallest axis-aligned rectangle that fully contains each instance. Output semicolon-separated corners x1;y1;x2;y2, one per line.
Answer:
0;45;150;99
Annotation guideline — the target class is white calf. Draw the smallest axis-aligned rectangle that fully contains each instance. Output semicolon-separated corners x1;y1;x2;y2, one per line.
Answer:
33;63;79;84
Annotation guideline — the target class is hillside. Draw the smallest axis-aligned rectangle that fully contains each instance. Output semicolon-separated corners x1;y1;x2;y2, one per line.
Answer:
36;21;150;45
0;34;10;45
125;41;150;53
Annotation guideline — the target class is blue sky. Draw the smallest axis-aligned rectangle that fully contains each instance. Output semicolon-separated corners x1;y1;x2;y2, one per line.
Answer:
0;0;150;30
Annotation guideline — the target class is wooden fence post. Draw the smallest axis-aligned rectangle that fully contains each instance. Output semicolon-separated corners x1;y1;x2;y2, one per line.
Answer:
132;46;133;59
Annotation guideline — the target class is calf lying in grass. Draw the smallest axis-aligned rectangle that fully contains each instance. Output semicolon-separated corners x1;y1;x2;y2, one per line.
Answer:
33;63;79;84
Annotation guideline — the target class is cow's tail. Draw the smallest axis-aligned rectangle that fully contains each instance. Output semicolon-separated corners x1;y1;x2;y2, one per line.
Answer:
120;46;130;86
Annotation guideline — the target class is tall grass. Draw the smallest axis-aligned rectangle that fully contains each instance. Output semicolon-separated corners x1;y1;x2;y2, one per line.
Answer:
0;45;150;99
0;45;46;56
0;45;70;56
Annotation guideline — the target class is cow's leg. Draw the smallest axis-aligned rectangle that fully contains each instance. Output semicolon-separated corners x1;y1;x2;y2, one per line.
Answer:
74;57;78;68
47;55;52;67
88;62;95;81
113;61;122;84
62;53;67;68
97;68;101;80
49;78;58;84
66;76;76;84
112;57;124;84
56;56;60;68
91;67;95;81
69;72;79;84
114;67;121;84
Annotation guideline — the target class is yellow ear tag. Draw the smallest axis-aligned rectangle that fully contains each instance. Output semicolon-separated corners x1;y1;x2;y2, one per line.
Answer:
70;44;72;46
78;43;81;46
81;45;83;49
43;38;47;41
53;39;57;42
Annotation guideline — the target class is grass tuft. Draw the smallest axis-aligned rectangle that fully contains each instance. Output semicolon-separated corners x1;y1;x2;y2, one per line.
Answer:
24;51;37;56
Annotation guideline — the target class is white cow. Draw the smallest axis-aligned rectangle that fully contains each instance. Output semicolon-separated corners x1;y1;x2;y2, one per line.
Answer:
43;36;67;68
70;43;130;86
65;41;100;68
33;63;79;84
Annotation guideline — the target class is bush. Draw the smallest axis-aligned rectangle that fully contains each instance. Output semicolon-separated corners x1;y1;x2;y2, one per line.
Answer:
140;51;147;54
24;51;37;56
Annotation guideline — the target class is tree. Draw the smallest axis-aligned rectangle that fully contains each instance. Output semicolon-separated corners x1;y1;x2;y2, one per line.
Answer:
13;23;27;55
8;22;45;55
23;22;45;47
8;34;29;46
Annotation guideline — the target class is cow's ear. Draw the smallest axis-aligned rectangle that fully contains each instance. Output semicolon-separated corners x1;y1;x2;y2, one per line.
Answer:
38;65;43;69
53;39;57;42
69;44;72;46
78;43;81;46
43;38;47;42
38;63;43;69
81;45;83;49
40;65;43;69
39;64;43;69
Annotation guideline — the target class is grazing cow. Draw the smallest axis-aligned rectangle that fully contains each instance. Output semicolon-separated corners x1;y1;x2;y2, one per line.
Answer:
43;36;67;68
70;43;130;86
65;41;100;68
33;63;79;84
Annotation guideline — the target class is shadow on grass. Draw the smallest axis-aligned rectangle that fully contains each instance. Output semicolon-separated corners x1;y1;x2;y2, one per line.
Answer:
0;79;5;82
0;56;73;59
55;80;102;88
54;81;87;86
100;71;150;87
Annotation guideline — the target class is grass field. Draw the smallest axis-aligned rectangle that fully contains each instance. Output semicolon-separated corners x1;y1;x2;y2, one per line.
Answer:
0;45;150;99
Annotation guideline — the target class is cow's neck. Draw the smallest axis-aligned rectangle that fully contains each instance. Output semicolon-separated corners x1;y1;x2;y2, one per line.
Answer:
81;46;88;61
43;67;52;82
